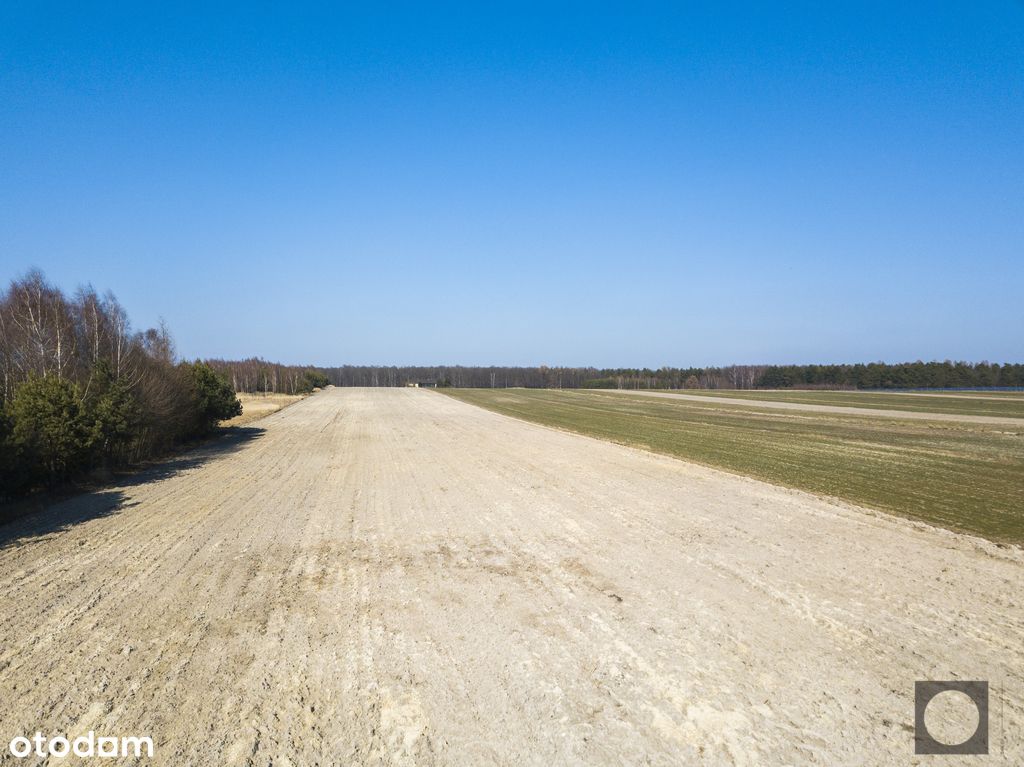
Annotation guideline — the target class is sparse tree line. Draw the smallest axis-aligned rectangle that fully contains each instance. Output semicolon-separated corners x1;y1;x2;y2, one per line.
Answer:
209;361;1023;392
212;363;608;391
220;364;762;390
1;270;241;498
204;358;329;394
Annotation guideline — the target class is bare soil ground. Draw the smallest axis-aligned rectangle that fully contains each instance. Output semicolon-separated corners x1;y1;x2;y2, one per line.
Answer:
0;388;1020;765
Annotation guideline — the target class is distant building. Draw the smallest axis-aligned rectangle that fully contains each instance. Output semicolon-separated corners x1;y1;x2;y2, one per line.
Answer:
405;380;438;388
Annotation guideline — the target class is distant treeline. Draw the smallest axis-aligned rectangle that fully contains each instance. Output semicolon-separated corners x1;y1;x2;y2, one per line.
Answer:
754;361;1024;389
207;362;752;391
1;270;241;498
208;360;1023;392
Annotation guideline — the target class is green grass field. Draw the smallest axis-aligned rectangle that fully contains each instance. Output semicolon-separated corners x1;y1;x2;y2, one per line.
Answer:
441;388;1024;543
658;388;1024;418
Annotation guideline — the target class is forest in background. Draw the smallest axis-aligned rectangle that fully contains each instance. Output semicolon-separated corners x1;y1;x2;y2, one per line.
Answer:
209;359;1024;393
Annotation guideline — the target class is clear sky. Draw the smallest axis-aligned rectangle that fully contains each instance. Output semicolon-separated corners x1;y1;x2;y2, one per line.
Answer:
1;2;1022;367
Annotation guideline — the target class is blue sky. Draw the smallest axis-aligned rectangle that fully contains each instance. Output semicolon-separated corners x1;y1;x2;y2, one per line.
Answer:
1;2;1022;367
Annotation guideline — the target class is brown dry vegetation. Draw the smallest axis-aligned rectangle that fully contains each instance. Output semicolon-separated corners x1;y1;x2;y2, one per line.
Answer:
220;392;306;427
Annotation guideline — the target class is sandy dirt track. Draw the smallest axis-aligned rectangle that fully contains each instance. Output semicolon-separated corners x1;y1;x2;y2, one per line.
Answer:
603;388;1024;425
0;388;1021;765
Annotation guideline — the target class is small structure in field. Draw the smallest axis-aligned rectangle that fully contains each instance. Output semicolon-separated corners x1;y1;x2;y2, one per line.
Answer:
405;380;438;388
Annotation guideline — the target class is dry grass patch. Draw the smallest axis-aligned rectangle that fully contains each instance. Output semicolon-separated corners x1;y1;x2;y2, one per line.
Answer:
664;388;1024;418
221;392;306;427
